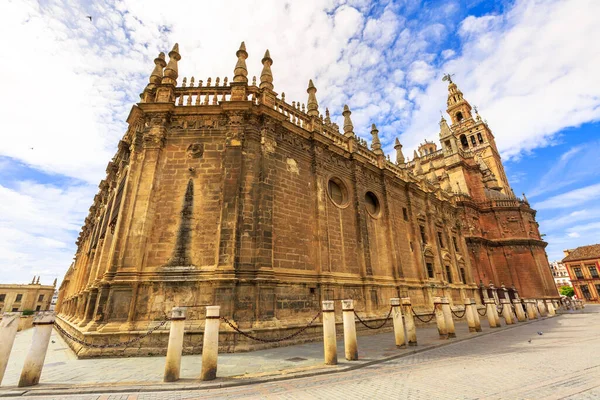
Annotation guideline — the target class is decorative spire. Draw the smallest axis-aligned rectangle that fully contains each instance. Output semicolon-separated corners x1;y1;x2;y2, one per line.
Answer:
259;49;274;90
394;138;405;164
162;43;181;85
233;41;248;83
36;276;40;284
149;52;166;85
439;115;452;138
342;105;354;138
31;276;35;284
413;151;423;174
53;278;57;287
306;79;319;117
370;124;383;155
522;192;529;204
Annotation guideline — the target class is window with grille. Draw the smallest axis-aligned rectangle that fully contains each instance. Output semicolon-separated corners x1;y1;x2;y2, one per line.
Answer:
460;268;467;284
580;284;592;299
402;207;409;221
445;265;452;283
15;294;22;302
573;267;584;279
437;232;445;248
426;262;434;278
588;265;599;278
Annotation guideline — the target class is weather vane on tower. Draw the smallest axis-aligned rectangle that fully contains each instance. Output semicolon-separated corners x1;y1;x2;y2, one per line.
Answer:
442;73;454;83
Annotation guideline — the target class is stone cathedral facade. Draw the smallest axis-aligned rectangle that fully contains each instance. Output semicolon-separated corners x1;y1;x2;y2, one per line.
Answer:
56;43;558;356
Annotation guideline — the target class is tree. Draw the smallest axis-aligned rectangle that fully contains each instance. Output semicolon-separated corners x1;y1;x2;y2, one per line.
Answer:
559;286;575;298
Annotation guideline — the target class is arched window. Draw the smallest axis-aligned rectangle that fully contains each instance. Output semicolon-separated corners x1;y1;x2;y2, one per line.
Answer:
456;112;463;122
477;132;484;143
459;134;468;149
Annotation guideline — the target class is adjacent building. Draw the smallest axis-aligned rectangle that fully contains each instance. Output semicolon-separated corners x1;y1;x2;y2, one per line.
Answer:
0;277;57;313
563;244;600;303
550;261;572;289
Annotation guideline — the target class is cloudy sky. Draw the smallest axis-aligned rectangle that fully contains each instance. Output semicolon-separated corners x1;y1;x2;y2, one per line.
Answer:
1;0;599;285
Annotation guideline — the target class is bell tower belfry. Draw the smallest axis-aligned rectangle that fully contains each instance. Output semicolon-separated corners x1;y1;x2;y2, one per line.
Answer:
441;74;510;195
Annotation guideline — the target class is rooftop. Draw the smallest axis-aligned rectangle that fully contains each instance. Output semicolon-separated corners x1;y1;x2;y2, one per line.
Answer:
562;243;600;262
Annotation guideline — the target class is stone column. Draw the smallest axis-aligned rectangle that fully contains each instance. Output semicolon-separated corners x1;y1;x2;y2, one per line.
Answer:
537;300;548;317
484;298;499;328
341;299;358;361
0;313;20;385
401;298;417;346
433;297;447;339
322;300;337;365
18;312;55;387
163;307;187;382
513;300;526;322
200;306;220;381
546;300;556;316
441;297;456;338
525;300;537;319
500;299;514;325
471;299;482;332
464;299;477;333
391;298;406;348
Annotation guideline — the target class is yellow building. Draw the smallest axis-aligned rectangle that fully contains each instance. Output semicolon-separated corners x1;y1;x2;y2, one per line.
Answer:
563;244;600;303
0;277;56;313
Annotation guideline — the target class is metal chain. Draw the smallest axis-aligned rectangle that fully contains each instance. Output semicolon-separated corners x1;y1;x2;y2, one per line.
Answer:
53;319;169;349
353;307;393;330
220;311;321;343
496;303;504;314
451;309;466;319
477;307;487;317
412;307;436;323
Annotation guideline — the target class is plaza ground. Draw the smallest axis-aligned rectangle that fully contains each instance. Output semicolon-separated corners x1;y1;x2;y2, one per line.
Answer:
0;306;597;399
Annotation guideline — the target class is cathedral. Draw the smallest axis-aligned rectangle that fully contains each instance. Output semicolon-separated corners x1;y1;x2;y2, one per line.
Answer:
56;43;558;357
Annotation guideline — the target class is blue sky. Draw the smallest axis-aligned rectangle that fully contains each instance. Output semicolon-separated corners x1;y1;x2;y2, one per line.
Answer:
1;0;599;284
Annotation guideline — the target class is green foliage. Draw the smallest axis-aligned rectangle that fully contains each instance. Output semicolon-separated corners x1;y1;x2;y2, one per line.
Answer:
21;309;34;316
559;286;575;298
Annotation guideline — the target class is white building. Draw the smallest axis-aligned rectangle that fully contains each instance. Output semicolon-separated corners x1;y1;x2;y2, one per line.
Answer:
550;261;572;289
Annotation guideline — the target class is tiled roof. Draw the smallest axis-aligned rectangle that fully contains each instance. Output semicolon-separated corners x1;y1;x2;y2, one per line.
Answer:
562;243;600;262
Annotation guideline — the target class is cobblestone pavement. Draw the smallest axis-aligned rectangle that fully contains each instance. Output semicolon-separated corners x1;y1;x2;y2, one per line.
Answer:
1;307;597;399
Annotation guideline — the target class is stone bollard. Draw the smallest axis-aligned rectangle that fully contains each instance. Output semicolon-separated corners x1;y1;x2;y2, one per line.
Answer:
322;300;337;365
200;306;220;381
441;297;456;338
433;297;448;339
500;299;514;325
484;298;500;328
390;298;406;348
0;313;20;386
18;312;55;387
464;299;477;333
513;299;526;322
164;307;187;382
525;300;537;319
401;298;417;346
341;299;358;361
471;299;482;332
546;300;556;317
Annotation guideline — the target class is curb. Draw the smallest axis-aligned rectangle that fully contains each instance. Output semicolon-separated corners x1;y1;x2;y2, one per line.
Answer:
0;314;565;397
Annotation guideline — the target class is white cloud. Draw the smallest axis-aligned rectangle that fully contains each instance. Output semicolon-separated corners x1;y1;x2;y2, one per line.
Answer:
534;183;600;210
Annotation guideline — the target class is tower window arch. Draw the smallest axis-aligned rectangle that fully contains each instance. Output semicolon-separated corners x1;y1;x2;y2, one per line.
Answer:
459;134;468;149
477;132;484;143
456;112;464;122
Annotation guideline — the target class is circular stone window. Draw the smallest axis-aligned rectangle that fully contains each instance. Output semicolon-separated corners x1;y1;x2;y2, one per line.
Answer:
328;178;348;207
364;191;381;217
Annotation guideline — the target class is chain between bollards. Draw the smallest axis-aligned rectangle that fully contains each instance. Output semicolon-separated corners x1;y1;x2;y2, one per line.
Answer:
353;306;393;330
451;308;466;318
412;306;437;323
53;319;169;349
220;311;321;343
477;307;487;317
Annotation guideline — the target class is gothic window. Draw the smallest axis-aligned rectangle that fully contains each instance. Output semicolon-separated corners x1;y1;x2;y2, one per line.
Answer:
460;134;468;149
580;284;591;299
328;178;348;207
420;225;427;244
364;191;381;217
445;265;453;283
426;262;434;279
437;232;445;248
477;132;484;143
573;267;584;279
453;236;460;252
470;135;476;145
402;207;409;221
587;265;599;278
456;112;463;122
460;267;467;284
